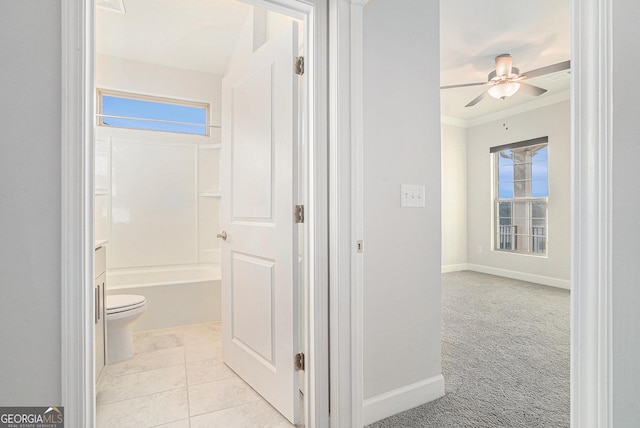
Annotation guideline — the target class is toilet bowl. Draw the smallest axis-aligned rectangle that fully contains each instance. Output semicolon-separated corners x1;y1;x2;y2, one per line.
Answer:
106;294;147;363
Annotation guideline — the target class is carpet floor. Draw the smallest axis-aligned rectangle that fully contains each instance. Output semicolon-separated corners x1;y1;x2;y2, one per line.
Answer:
368;271;570;428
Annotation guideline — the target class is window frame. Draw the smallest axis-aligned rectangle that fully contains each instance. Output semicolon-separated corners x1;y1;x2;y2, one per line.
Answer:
492;137;549;256
96;89;211;136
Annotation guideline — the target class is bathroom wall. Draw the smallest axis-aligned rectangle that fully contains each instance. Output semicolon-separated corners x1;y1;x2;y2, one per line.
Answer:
441;122;468;271
95;54;223;270
465;100;571;288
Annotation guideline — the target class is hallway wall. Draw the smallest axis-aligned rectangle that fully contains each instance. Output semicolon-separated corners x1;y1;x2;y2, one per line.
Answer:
0;1;61;405
362;0;443;423
612;0;640;423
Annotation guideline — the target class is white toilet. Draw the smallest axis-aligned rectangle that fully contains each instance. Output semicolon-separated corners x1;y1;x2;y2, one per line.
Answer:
106;294;147;363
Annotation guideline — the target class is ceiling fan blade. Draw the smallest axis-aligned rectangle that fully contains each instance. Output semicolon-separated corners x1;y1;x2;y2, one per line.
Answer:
522;60;571;79
518;82;548;96
465;89;489;107
440;82;486;90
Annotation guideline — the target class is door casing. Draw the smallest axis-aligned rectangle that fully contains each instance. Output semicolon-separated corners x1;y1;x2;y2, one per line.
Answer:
60;0;330;427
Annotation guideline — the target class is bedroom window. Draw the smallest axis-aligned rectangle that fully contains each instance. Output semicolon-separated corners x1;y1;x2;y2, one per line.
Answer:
492;137;548;255
97;89;210;136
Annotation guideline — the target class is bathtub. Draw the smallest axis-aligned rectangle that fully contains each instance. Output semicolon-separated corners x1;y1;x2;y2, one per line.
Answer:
106;265;221;332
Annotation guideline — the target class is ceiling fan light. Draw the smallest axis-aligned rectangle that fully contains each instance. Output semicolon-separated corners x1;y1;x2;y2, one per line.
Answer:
488;82;521;99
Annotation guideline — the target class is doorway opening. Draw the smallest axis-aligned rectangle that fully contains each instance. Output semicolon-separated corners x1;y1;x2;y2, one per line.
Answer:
90;0;320;426
438;0;571;425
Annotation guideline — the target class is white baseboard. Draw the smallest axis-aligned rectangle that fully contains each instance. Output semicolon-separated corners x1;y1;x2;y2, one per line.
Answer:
441;263;469;273
467;264;571;290
362;374;445;426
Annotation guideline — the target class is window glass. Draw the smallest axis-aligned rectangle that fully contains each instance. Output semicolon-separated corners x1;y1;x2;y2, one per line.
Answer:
493;141;548;255
99;91;209;135
498;151;514;166
498;182;514;199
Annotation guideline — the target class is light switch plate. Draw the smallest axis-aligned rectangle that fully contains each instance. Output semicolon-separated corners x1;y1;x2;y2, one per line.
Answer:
401;184;425;207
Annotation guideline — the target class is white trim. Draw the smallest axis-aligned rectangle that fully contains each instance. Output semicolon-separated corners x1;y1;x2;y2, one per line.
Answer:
327;1;369;427
329;0;354;426
61;0;95;427
362;375;445;426
571;0;613;426
62;1;330;427
440;115;468;128
466;264;570;290
349;1;365;427
307;1;330;426
441;263;469;273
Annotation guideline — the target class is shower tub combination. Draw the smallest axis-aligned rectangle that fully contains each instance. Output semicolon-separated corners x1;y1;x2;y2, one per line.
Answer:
106;265;221;332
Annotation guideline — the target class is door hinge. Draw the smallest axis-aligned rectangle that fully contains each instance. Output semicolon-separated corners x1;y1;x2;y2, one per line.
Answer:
294;352;305;371
357;240;364;253
294;204;304;224
294;56;304;76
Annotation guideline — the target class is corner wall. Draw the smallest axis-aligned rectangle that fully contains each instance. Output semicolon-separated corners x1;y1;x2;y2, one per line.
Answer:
441;123;468;271
465;100;571;288
362;0;444;423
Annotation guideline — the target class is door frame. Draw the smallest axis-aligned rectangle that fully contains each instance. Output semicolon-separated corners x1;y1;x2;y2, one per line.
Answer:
60;0;329;427
342;0;612;426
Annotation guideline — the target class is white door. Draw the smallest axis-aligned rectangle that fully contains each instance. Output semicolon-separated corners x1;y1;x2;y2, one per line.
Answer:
220;22;300;424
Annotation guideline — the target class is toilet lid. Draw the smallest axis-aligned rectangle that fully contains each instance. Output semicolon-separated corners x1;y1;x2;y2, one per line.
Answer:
107;294;146;313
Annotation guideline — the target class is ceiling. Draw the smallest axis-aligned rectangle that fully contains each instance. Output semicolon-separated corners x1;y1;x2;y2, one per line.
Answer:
96;0;571;121
440;0;571;121
96;0;251;76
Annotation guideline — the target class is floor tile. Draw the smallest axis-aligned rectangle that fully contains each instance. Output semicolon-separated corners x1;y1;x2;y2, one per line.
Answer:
152;419;190;428
105;347;185;377
186;358;235;385
188;376;261;416
185;340;222;363
181;322;222;345
98;323;293;428
134;333;184;354
96;388;188;428
98;364;186;404
190;400;294;428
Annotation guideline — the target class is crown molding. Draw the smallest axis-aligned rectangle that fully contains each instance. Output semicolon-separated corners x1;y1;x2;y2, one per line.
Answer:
440;115;468;128
442;89;570;129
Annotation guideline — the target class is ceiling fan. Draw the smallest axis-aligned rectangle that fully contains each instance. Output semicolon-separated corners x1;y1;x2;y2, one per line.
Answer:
440;54;571;107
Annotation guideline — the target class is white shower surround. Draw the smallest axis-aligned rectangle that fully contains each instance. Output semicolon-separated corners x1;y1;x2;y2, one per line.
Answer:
107;265;221;331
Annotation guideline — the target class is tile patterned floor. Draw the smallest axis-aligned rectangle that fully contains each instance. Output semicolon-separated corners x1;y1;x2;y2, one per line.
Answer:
96;322;295;428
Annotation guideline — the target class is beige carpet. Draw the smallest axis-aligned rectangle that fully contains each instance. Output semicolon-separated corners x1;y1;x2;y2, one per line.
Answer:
369;271;570;428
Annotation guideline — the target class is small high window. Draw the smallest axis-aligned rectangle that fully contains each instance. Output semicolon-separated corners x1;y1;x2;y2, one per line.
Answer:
492;137;549;255
97;90;210;136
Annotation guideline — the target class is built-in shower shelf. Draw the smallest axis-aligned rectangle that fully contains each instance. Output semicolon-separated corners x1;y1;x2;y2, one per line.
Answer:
199;190;221;198
95;187;109;196
200;143;221;150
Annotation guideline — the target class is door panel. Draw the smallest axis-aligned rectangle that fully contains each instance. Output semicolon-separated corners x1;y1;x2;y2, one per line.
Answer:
231;252;275;364
231;64;274;221
221;22;299;423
